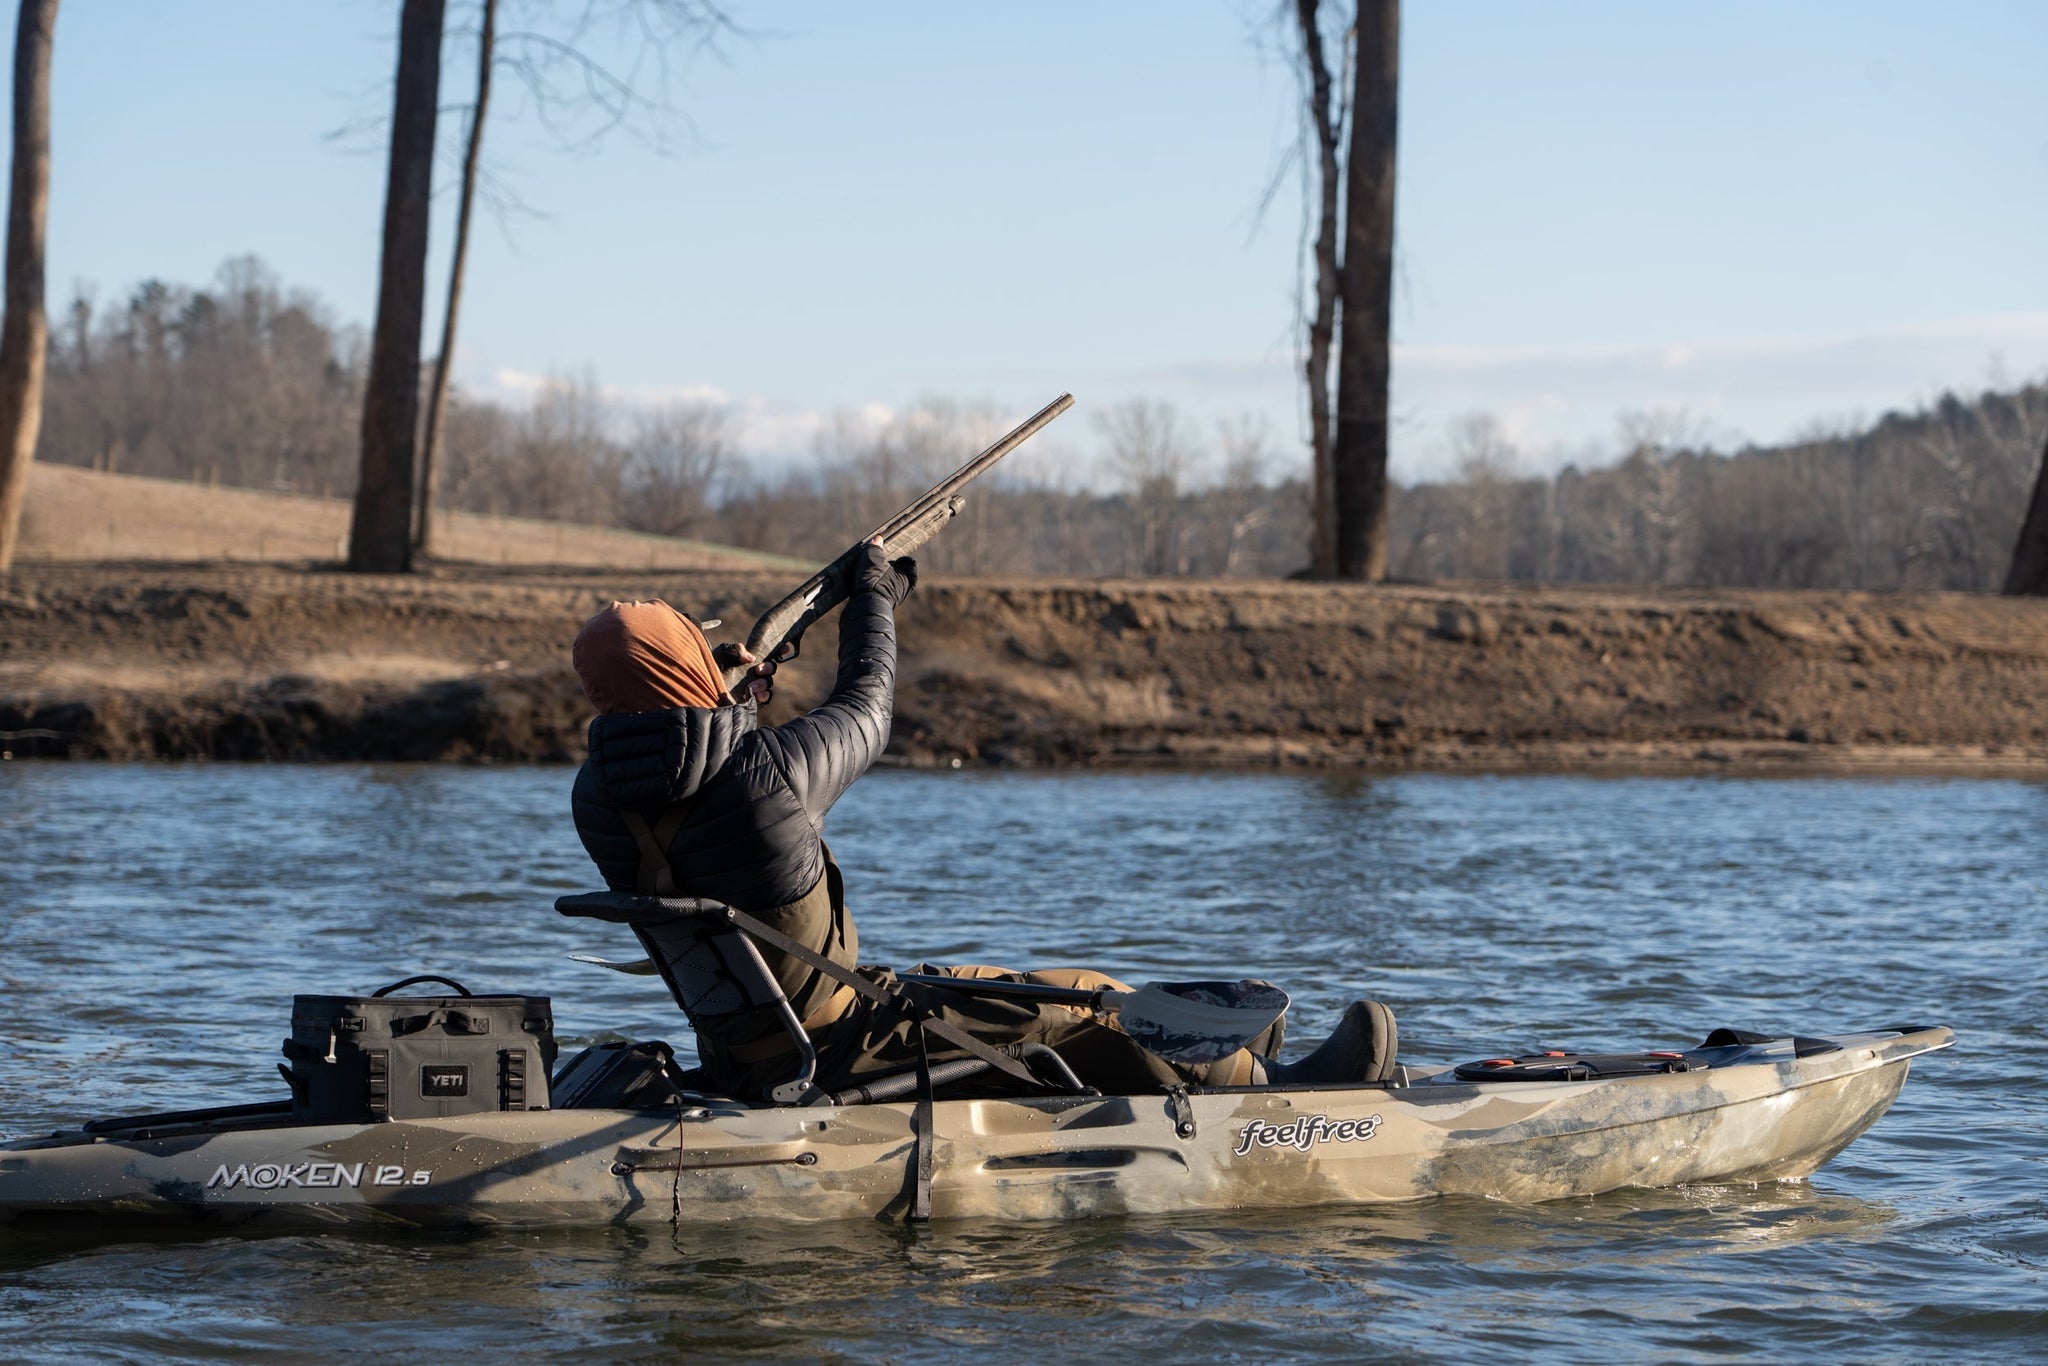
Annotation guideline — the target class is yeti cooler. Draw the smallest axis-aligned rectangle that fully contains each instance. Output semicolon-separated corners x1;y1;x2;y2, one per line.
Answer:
283;975;557;1123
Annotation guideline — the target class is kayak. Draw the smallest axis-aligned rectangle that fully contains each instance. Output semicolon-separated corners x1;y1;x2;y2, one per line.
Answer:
0;1024;1951;1228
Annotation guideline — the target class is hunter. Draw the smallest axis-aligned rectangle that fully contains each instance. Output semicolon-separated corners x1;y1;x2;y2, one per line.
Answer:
568;542;1394;1099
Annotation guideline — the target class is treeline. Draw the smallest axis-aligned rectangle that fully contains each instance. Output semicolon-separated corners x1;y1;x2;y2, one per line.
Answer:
1389;396;2046;592
44;257;363;496
38;257;2043;590
36;258;1313;576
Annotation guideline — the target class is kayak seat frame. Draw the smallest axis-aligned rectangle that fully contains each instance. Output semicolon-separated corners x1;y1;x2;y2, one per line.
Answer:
555;892;1095;1113
556;891;824;1106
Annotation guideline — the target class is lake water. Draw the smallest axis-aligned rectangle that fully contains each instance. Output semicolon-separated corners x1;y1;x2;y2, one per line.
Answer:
1;765;2043;1362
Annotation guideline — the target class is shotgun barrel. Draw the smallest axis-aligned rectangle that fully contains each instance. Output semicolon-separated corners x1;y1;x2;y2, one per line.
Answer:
719;393;1074;693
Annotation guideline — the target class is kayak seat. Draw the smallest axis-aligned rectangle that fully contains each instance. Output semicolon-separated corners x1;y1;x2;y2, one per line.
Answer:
556;892;823;1106
1266;1000;1397;1085
555;893;1092;1110
554;891;729;927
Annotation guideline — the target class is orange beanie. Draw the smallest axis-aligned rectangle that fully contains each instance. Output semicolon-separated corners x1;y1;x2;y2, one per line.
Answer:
572;600;728;714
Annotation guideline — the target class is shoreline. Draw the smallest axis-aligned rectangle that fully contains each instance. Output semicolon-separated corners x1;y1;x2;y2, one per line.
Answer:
4;561;2045;777
5;749;2043;779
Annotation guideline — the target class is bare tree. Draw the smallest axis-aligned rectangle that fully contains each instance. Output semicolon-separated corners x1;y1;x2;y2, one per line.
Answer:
37;223;2048;590
791;398;1025;573
41;259;364;499
1293;0;1342;577
348;0;445;573
1446;412;1515;580
0;0;56;575
2005;437;2048;594
415;0;495;555
621;401;726;537
1216;415;1274;576
411;0;734;557
868;400;1005;573
500;375;624;526
1096;398;1192;575
1291;0;1399;580
1331;0;1398;579
1615;409;1707;586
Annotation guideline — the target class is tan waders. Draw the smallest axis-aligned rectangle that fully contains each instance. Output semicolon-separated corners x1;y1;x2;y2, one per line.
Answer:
685;851;1280;1100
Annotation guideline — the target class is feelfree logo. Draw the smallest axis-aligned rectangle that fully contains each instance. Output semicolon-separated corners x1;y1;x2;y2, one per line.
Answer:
1232;1112;1383;1157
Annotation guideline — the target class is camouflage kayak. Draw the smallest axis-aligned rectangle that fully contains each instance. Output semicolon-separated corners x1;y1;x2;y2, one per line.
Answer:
0;1024;1950;1228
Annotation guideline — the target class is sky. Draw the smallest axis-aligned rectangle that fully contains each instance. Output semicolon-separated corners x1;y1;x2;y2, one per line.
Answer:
28;1;2048;485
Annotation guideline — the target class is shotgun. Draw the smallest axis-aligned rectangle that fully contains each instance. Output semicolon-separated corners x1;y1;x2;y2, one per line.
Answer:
716;393;1074;693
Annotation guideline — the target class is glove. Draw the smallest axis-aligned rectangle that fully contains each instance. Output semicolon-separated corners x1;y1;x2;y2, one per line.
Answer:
740;660;776;706
886;557;918;601
853;542;917;606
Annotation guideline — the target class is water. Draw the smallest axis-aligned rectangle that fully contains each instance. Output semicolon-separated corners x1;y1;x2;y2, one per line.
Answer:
1;765;2043;1362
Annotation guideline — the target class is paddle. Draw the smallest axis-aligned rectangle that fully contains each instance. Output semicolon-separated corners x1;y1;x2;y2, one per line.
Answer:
569;952;659;975
895;974;1289;1065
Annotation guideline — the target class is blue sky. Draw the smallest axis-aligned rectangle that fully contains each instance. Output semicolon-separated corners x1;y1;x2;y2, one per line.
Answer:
32;1;2048;483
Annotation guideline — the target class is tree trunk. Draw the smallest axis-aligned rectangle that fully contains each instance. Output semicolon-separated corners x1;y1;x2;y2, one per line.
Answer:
2004;436;2048;595
1295;0;1341;578
1331;0;1398;581
0;0;56;576
415;0;494;556
347;0;445;574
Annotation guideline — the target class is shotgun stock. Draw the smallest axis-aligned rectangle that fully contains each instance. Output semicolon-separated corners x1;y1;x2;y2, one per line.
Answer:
718;393;1074;693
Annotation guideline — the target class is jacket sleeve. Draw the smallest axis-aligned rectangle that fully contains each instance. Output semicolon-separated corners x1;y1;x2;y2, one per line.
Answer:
751;550;898;825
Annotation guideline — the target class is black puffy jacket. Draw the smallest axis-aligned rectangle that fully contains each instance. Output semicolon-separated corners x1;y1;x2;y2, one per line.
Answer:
570;564;897;911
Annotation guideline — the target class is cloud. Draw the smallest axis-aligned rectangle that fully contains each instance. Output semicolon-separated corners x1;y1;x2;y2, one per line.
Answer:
480;312;2048;486
481;369;898;465
1389;313;2048;474
1096;311;2048;480
489;368;731;410
734;395;896;461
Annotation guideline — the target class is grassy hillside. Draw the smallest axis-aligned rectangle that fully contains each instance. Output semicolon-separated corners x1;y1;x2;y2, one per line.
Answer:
14;463;804;572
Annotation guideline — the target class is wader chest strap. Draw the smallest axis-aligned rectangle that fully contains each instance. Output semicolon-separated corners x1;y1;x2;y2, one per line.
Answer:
620;808;692;896
720;904;1043;1092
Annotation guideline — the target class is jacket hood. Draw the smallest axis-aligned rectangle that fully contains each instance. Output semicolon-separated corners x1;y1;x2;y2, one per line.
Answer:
583;702;758;808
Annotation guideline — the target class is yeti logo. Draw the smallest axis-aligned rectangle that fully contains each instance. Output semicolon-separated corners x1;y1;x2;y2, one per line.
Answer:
421;1065;469;1097
1232;1113;1383;1157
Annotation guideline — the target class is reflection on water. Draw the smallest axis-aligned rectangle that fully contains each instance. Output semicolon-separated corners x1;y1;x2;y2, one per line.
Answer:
0;1188;1922;1361
1;766;2044;1361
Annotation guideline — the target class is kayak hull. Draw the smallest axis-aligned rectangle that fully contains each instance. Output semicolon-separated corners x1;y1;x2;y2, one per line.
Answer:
0;1026;1949;1229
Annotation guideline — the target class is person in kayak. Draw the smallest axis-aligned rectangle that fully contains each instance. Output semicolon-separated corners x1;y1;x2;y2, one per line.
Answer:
569;541;1395;1099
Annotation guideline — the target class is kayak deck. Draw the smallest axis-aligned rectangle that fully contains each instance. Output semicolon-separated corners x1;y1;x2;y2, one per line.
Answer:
0;1026;1951;1228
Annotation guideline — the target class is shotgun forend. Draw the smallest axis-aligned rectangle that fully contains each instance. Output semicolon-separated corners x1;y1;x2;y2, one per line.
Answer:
718;393;1074;693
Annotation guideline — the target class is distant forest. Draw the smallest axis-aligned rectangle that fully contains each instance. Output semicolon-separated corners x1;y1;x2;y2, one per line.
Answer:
41;257;2046;591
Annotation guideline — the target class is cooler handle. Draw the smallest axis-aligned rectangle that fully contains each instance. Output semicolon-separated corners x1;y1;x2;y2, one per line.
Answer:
373;974;474;998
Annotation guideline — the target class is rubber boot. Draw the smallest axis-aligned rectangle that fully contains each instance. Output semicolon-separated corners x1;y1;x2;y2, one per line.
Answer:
1265;1001;1397;1085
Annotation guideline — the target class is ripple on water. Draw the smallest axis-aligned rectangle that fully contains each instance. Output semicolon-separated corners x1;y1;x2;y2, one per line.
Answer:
0;764;2043;1362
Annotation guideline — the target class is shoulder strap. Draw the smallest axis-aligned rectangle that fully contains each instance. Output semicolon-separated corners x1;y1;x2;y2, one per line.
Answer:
719;904;1043;1091
620;807;692;896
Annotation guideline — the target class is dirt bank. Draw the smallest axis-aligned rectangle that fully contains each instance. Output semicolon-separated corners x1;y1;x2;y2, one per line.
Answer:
4;561;2044;774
